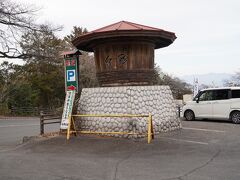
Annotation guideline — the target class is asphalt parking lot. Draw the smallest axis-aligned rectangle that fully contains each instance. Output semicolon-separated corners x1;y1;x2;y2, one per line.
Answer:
0;119;240;180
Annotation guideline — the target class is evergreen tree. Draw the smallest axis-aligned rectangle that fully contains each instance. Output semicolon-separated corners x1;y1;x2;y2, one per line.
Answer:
20;25;66;109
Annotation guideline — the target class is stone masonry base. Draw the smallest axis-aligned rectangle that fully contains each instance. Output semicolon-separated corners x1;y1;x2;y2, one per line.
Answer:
77;86;181;138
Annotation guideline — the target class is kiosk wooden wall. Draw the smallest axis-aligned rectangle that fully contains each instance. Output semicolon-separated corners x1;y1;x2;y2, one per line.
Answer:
94;41;155;86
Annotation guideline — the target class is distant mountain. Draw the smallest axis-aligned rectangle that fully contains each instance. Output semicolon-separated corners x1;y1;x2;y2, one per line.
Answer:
180;73;233;86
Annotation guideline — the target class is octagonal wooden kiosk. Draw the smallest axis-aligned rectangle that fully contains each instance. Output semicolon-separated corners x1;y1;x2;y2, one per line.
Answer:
72;21;181;139
72;21;176;86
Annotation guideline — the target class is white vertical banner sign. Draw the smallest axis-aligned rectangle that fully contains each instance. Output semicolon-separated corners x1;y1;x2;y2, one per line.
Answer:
60;90;76;129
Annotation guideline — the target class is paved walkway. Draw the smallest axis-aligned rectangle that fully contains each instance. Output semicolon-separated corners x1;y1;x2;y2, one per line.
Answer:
0;119;240;180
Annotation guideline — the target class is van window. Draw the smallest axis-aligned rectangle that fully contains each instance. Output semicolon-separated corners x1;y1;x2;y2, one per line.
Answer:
232;90;240;98
213;89;229;100
199;91;213;101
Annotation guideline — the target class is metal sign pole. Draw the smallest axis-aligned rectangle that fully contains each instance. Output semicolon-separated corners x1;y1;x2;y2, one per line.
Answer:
61;50;81;131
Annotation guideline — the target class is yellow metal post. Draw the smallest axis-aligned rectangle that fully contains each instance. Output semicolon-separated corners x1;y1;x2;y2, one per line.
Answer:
67;116;71;140
148;113;152;144
71;116;77;136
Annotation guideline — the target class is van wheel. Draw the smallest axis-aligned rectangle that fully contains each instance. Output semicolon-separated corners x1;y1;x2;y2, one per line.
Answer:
184;110;195;121
231;111;240;124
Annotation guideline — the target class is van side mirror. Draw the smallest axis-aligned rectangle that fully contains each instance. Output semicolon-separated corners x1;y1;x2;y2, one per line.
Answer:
196;97;199;103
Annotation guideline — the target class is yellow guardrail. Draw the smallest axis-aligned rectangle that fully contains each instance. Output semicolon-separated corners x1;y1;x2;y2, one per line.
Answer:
67;113;154;144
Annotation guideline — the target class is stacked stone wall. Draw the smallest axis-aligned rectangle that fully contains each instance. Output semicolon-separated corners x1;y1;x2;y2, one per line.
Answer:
77;86;181;137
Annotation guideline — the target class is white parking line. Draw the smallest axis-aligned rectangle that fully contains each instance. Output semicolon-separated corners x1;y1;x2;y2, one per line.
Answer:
0;124;39;128
182;127;225;133
161;137;209;145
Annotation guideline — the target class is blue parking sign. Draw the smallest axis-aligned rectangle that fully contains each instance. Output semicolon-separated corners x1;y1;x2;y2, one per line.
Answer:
67;70;76;82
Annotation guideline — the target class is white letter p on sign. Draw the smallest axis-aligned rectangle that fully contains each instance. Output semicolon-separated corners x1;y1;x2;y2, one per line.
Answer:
67;70;76;82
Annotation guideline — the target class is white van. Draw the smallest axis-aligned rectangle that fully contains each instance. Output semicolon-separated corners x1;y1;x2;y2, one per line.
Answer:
182;87;240;123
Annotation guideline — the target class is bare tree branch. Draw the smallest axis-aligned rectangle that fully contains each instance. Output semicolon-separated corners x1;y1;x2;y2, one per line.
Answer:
0;0;62;59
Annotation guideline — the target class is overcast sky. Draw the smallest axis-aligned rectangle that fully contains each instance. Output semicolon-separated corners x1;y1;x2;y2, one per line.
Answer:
17;0;240;76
